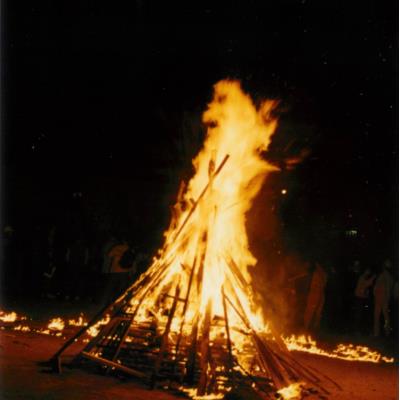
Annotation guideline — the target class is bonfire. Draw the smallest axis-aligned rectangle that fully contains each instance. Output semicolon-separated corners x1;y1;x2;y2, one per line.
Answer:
51;80;331;399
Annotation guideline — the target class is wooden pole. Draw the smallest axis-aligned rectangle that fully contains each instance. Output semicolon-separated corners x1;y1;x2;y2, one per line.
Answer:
151;283;181;387
221;286;233;372
175;255;198;356
197;299;212;396
171;154;229;244
185;313;199;385
225;255;248;290
81;351;148;379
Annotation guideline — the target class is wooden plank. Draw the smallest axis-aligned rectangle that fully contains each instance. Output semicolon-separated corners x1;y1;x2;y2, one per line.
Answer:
80;351;148;379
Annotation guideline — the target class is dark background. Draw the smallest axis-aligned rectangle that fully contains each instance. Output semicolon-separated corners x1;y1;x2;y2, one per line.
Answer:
1;1;398;307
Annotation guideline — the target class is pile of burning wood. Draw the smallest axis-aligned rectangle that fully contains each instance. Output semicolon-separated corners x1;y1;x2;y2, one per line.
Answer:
2;80;385;400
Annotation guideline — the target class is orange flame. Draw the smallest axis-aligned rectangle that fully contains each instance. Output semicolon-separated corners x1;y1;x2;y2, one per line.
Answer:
130;80;278;347
277;382;302;399
86;315;111;337
47;317;65;331
68;314;87;327
284;335;394;363
0;311;18;322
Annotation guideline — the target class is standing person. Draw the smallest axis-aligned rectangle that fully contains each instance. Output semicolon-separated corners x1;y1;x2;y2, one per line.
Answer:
353;268;376;335
102;239;130;304
303;262;328;331
373;259;394;337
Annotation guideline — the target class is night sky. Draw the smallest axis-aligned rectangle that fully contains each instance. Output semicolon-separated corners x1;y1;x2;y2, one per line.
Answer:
2;1;398;264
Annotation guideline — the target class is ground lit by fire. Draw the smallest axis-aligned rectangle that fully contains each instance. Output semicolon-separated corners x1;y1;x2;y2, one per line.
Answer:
0;309;394;365
1;81;397;400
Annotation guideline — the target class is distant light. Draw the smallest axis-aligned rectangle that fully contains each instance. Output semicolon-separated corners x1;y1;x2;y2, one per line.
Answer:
281;189;287;195
345;229;358;237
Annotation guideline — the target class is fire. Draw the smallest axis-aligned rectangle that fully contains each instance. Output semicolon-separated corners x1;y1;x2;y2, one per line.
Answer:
277;382;302;399
284;335;394;363
86;315;111;337
0;311;18;322
68;314;87;327
180;388;226;400
130;80;278;341
14;325;31;332
98;80;280;397
48;318;65;331
3;81;396;399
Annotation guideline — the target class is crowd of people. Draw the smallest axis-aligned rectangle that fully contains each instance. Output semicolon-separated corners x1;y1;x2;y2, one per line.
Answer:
1;224;150;306
303;258;398;338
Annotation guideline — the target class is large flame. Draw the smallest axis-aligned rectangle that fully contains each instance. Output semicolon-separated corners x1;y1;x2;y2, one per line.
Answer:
130;80;278;340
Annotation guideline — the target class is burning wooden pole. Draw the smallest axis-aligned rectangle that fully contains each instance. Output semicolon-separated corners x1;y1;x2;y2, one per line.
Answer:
221;286;233;372
197;299;212;396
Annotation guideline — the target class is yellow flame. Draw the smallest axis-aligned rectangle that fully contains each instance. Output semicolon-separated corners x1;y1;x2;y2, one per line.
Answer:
68;314;87;327
277;382;302;399
0;311;17;322
284;335;394;363
47;318;65;331
180;387;226;400
86;315;111;337
13;325;31;332
129;80;278;356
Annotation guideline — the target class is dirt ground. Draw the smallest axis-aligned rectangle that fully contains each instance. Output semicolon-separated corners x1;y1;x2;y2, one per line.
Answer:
0;328;398;400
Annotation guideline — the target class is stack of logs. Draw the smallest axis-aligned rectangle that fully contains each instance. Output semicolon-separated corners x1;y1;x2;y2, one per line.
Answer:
50;280;333;399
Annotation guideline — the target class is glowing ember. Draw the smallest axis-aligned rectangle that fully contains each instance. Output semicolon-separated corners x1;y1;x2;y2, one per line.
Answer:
180;388;226;400
277;382;302;399
86;315;111;337
68;315;87;327
13;325;31;332
284;335;394;363
48;318;65;331
0;311;18;322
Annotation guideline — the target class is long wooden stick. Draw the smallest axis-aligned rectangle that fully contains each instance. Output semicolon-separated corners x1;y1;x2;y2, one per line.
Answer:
185;314;199;385
171;154;229;244
223;292;290;388
233;360;276;400
152;283;181;386
175;255;198;356
197;299;212;396
81;351;148;379
221;286;233;371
